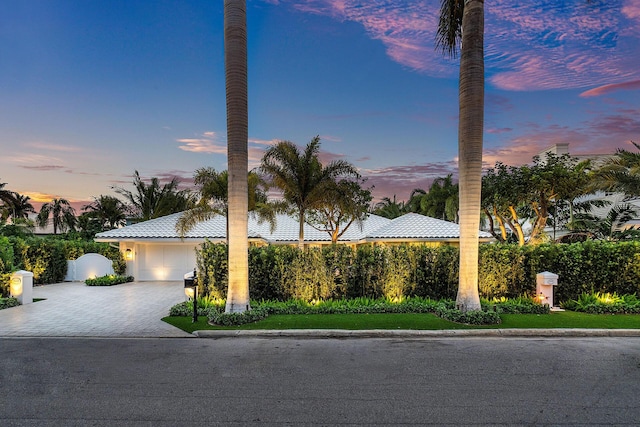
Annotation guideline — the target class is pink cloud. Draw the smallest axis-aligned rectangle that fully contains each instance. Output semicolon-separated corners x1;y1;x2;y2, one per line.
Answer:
580;79;640;97
271;0;640;92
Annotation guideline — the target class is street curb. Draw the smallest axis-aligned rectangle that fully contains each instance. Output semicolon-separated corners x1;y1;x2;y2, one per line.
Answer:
192;329;640;338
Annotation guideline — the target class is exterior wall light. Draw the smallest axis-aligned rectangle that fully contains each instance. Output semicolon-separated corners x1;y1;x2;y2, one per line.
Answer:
125;248;133;261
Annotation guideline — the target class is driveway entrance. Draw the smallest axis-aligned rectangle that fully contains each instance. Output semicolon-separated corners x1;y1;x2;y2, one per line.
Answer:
0;281;192;337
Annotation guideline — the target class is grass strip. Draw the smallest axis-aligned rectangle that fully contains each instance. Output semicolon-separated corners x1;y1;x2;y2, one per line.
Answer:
162;311;640;334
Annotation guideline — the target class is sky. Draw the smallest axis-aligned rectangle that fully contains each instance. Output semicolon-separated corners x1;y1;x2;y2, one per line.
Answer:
1;0;639;212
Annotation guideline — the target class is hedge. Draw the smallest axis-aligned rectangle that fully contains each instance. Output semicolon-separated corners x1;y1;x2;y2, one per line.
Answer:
195;241;640;304
2;237;125;287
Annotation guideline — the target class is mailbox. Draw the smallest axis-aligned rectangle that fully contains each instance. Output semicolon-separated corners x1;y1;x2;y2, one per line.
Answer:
536;271;558;308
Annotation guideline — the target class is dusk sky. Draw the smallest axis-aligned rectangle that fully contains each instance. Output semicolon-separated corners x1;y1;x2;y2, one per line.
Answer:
1;0;639;211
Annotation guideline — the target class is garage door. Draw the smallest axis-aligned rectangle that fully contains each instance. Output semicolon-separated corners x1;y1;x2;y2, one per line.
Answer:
137;244;198;281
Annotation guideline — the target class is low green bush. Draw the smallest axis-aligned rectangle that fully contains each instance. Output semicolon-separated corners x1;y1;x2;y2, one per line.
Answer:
166;296;514;326
434;305;502;325
482;295;551;314
85;274;134;286
562;292;640;314
0;297;20;310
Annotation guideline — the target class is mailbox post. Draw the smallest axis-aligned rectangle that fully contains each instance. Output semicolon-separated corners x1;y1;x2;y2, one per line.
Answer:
536;271;558;308
184;269;198;323
10;270;33;304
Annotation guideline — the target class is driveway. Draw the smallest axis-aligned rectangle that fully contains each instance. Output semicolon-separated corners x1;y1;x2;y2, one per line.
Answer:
0;281;193;338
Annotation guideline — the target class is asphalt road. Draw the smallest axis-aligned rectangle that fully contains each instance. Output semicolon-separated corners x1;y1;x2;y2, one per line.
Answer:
1;337;639;426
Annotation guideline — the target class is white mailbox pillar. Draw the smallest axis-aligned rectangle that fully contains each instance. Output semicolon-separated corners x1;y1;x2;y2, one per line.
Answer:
10;270;34;304
536;271;558;307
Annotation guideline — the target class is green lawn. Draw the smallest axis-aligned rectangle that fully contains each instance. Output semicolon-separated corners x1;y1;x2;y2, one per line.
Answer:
162;311;640;334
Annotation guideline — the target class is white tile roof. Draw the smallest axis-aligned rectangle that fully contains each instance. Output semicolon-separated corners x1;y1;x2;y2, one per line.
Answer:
366;213;493;240
249;212;391;243
96;212;259;240
95;211;492;243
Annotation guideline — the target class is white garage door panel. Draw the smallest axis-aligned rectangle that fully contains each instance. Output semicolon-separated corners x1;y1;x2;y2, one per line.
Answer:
137;244;197;281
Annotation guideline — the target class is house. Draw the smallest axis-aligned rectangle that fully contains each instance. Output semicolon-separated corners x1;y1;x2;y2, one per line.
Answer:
95;212;493;281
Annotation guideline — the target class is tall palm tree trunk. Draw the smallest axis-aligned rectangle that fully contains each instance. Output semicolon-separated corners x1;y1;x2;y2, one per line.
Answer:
224;0;250;313
456;0;484;312
298;210;305;250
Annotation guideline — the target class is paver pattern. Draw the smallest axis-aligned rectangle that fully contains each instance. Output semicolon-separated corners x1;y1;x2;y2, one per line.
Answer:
0;281;192;337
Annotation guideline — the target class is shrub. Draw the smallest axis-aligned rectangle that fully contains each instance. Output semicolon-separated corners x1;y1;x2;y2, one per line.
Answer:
434;305;502;325
0;297;20;310
85;275;134;286
562;291;640;314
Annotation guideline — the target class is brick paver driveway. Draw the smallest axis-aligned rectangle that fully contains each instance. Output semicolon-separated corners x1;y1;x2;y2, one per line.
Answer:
0;281;193;337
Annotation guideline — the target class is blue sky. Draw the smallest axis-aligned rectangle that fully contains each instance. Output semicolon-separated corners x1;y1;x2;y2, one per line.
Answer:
1;0;639;210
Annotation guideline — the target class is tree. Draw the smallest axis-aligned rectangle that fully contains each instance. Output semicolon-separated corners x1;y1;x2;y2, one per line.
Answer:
591;141;640;196
566;203;640;241
0;181;17;221
372;195;406;219
482;154;597;245
82;195;128;231
406;175;459;222
437;0;484;311
175;168;275;236
36;198;77;234
260;136;360;249
224;0;250;314
115;171;195;222
9;193;35;220
306;177;373;244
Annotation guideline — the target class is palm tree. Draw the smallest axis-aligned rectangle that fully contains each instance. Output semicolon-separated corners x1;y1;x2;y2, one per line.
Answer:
0;181;16;220
260;136;360;249
224;0;250;314
175;168;275;236
437;0;484;312
36;198;77;234
372;195;406;219
115;171;195;222
591;141;640;196
82;195;128;231
10;193;35;220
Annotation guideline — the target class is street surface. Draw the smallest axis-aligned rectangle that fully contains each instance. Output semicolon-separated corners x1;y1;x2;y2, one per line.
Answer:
1;337;639;426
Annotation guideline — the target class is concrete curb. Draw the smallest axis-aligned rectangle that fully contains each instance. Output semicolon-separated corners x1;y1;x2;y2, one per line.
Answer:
192;328;640;339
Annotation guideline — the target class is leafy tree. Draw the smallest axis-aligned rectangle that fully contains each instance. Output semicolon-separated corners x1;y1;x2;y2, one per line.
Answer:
437;0;484;311
115;171;195;222
372;195;406;219
36;198;77;235
224;0;250;314
260;136;359;249
306;177;373;244
82;195;127;231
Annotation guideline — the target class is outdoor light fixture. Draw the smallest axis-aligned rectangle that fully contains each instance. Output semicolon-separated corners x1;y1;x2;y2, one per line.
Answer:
184;269;198;323
125;248;133;261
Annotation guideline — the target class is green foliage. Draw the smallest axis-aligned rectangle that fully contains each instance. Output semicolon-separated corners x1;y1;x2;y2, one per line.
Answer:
85;274;134;286
0;236;14;296
434;305;502;325
482;295;551;314
284;249;336;301
0;297;20;310
5;237;125;284
196;240;228;298
208;306;270;326
562;291;640;314
196;241;640;306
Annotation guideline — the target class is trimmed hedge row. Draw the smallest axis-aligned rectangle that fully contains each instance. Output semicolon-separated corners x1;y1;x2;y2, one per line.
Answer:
85;275;134;286
0;237;125;293
196;241;640;304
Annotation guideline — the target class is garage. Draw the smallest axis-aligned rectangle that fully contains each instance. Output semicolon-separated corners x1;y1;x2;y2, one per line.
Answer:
134;243;198;281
